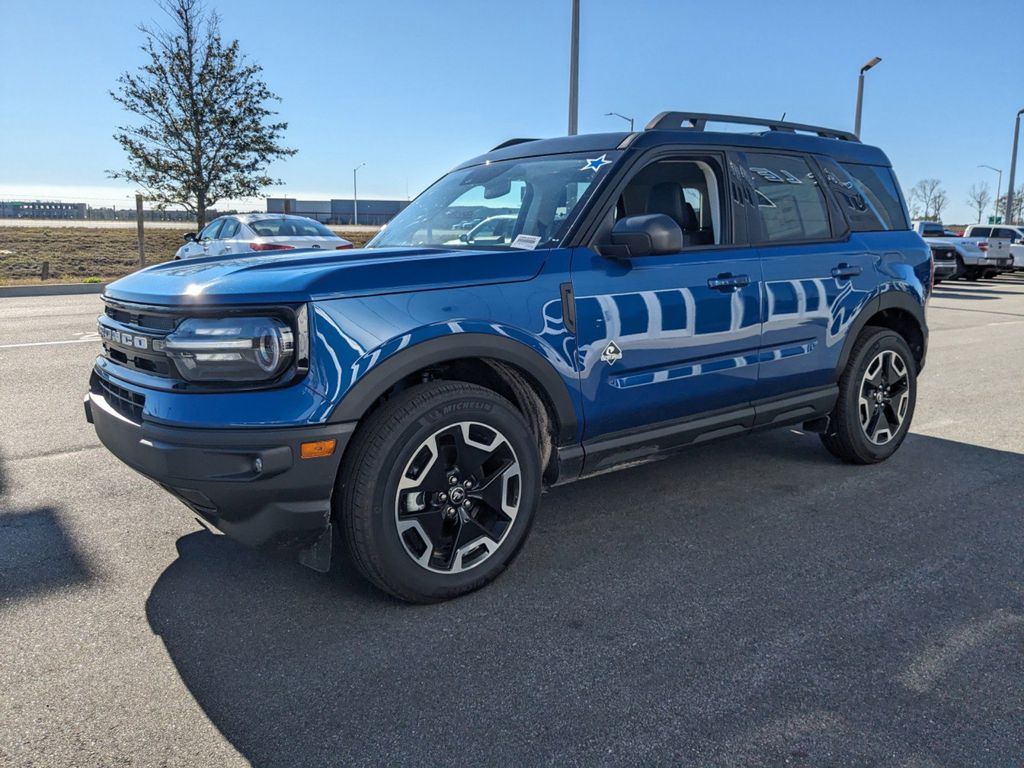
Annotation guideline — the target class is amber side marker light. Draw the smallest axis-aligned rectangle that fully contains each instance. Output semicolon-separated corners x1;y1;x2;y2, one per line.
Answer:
300;439;337;459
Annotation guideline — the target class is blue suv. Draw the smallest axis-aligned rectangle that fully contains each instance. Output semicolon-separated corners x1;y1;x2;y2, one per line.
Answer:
86;112;929;601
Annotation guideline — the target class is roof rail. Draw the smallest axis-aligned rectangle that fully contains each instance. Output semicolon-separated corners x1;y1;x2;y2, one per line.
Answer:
490;138;540;151
645;112;859;142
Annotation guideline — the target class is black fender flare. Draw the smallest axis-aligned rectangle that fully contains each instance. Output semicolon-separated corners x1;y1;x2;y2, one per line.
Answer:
327;333;578;443
835;290;927;377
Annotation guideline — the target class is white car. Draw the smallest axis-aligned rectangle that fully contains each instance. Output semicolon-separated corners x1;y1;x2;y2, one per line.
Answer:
174;214;353;259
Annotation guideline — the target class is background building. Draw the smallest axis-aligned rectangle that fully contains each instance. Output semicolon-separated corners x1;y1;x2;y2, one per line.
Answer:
1;201;88;219
266;198;410;226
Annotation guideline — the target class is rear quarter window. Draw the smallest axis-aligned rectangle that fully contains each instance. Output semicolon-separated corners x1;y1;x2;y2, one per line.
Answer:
816;157;885;232
840;163;909;231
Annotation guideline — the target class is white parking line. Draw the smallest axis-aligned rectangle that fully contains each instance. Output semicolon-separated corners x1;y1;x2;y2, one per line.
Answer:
0;337;99;349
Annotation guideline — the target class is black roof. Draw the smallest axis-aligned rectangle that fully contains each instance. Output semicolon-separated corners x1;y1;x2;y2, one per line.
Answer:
457;112;891;169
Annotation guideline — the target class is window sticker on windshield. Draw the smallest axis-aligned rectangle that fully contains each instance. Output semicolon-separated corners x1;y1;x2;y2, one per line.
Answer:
581;154;612;172
511;234;542;250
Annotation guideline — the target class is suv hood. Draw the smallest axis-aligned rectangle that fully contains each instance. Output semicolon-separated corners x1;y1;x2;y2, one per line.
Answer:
104;246;546;306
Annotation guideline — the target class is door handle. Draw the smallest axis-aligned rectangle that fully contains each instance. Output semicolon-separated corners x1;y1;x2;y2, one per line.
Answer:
707;273;751;291
831;263;863;279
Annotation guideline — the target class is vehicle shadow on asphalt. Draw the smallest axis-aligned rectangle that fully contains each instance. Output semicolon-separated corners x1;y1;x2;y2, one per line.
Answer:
0;455;94;603
145;429;1024;767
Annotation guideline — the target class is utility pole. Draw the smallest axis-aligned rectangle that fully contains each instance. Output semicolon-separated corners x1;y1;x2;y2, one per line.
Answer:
1005;109;1024;225
135;193;145;267
978;165;1003;222
353;163;365;226
568;0;579;135
853;56;882;137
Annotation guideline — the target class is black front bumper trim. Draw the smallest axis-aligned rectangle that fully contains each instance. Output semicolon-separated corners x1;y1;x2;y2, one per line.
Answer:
85;389;355;555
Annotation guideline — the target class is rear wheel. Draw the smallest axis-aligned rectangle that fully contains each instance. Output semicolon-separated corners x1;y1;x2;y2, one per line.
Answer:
820;328;917;464
337;381;541;602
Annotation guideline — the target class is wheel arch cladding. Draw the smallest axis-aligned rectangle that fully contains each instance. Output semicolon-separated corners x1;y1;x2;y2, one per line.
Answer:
328;333;579;446
836;291;927;376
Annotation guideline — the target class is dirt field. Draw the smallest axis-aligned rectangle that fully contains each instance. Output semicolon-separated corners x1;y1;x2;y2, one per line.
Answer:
0;225;380;284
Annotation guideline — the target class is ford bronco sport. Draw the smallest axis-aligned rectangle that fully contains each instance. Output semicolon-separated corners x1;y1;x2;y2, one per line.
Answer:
86;112;929;602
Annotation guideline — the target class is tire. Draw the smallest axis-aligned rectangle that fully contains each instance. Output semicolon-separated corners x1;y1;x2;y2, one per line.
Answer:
820;327;917;464
337;381;541;602
965;268;981;281
952;255;965;279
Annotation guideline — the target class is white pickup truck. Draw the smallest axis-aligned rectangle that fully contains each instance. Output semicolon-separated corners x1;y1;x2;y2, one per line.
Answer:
912;220;1011;281
962;224;1023;273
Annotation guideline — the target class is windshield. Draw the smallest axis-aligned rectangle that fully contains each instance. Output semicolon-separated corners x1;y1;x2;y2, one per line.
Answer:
368;152;618;250
249;218;337;237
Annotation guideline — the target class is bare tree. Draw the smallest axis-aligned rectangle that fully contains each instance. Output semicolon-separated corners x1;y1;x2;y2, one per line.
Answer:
110;0;296;227
995;185;1024;224
966;182;992;223
908;179;946;221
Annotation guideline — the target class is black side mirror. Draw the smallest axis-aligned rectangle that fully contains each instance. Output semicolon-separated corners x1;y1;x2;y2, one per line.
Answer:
602;214;682;258
183;232;197;242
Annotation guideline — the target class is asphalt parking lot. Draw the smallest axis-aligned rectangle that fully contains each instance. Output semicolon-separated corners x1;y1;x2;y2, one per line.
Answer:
2;277;1023;767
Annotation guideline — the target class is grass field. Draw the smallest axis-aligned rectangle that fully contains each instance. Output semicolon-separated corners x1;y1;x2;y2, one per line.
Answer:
0;225;380;284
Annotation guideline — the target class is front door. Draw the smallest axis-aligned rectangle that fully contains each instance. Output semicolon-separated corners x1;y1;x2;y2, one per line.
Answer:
572;154;763;441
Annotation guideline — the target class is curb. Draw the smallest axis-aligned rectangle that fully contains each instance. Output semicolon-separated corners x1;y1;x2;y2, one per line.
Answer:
0;283;108;298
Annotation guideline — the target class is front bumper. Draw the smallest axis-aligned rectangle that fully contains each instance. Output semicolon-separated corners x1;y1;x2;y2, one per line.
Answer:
933;262;957;278
85;382;354;561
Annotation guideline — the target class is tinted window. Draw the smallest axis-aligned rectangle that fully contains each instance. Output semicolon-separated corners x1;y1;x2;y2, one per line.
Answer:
840;164;909;230
993;228;1016;239
199;219;224;240
744;154;831;242
817;157;885;232
249;218;338;237
970;226;992;237
219;218;241;239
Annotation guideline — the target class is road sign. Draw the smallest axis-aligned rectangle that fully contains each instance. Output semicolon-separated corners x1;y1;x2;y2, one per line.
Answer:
988;215;1004;224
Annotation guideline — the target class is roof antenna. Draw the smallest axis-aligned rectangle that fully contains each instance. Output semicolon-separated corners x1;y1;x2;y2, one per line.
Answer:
780;112;787;121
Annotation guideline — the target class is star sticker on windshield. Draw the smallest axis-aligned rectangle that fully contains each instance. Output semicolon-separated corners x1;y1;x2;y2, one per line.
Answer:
581;154;612;172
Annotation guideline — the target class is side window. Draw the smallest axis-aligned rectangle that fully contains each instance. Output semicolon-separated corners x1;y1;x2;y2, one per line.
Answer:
199;219;224;240
993;227;1017;241
840;163;910;230
614;156;726;247
219;219;241;239
972;226;992;238
744;153;831;243
816;157;885;232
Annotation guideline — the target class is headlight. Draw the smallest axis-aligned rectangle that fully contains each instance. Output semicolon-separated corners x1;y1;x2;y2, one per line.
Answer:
164;316;295;382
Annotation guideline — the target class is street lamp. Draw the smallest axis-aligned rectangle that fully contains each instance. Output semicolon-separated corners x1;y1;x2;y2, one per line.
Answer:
352;162;366;226
1004;108;1024;226
604;112;635;132
978;164;1003;222
567;0;580;135
853;56;882;138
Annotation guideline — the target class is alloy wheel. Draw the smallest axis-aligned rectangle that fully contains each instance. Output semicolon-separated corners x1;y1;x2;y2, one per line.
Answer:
858;350;910;445
394;421;522;574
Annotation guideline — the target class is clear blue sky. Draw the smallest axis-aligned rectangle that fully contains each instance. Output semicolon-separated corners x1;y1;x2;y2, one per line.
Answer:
1;0;1022;223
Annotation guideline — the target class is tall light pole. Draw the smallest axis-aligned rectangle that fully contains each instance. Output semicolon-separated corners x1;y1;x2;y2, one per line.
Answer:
978;164;1003;222
604;112;634;132
352;162;365;226
568;0;579;135
1004;108;1024;225
853;56;882;138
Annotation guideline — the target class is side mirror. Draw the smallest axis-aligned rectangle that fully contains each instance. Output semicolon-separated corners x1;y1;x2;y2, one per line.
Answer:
602;214;682;258
459;233;469;243
183;232;197;242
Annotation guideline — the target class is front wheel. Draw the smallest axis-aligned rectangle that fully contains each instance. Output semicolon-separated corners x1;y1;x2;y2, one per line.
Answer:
820;328;917;464
337;381;541;602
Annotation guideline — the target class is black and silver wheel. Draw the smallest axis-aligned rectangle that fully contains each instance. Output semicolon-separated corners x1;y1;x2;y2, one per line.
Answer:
821;327;917;464
338;381;540;602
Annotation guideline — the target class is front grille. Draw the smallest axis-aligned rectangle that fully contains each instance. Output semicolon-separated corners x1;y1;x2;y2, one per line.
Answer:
93;375;145;423
100;299;183;378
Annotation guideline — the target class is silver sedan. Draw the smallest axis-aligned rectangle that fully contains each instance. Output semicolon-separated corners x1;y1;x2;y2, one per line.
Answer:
175;214;354;259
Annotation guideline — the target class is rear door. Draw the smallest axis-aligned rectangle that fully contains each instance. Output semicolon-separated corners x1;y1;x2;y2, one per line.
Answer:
210;217;241;256
737;151;878;401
